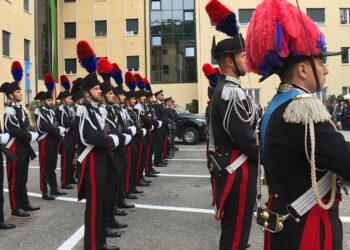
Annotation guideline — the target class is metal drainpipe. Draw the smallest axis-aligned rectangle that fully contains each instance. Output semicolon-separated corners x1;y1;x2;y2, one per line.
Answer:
34;0;38;95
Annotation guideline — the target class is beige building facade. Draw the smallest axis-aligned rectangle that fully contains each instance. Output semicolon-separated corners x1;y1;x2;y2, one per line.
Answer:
0;0;36;117
57;0;350;114
2;0;350;115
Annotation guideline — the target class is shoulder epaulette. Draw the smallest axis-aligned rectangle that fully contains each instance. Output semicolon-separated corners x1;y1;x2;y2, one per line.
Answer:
283;94;331;125
5;106;16;116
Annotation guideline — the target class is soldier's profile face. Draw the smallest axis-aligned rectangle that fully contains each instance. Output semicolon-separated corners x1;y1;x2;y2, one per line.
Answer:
64;96;73;106
105;91;115;103
89;85;102;101
44;98;53;107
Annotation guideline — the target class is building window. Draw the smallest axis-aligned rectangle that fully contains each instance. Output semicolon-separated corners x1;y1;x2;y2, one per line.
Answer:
24;0;30;11
163;65;169;74
24;39;31;62
342;87;350;95
64;58;77;74
341;47;350;64
2;31;11;57
152;36;162;46
126;19;138;36
306;8;325;24
64;0;75;2
95;20;107;37
64;22;76;39
239;9;254;25
127;56;139;71
340;8;350;25
151;0;161;10
150;0;197;83
246;89;261;105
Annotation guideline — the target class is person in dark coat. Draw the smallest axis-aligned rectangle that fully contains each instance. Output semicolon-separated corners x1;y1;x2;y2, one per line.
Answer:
206;1;259;249
246;0;350;249
35;74;67;201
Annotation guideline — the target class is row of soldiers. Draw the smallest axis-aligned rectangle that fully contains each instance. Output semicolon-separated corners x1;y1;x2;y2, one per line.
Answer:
0;48;177;250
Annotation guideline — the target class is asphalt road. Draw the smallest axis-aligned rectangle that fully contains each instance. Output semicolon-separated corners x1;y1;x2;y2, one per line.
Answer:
1;132;350;250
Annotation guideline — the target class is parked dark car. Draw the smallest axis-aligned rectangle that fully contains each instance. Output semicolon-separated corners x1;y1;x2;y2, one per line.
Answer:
174;106;206;145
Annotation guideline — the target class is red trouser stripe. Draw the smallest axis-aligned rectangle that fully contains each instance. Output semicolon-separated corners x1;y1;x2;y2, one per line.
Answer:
77;154;88;197
125;145;132;193
216;151;239;220
8;143;17;209
61;148;67;187
299;204;333;250
89;153;97;250
39;138;47;191
231;160;249;250
212;178;217;206
264;193;274;250
136;139;144;182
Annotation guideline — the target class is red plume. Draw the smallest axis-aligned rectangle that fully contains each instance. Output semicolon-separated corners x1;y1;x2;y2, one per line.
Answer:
97;58;113;75
112;63;121;72
134;73;143;82
125;72;135;84
202;63;216;78
205;0;233;26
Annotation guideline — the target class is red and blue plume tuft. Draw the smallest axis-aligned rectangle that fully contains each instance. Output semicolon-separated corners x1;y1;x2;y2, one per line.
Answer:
77;40;97;73
44;73;55;92
134;74;145;90
60;75;71;91
112;63;123;85
205;0;239;37
144;78;152;91
202;63;219;88
97;58;113;80
125;72;136;90
11;61;23;82
245;0;327;78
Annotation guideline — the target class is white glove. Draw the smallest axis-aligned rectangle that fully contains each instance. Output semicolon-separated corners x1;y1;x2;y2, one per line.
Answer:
128;126;137;136
29;131;39;142
0;133;10;145
108;134;120;148
157;120;163;128
150;125;154;131
142;128;146;137
123;133;132;145
58;126;66;136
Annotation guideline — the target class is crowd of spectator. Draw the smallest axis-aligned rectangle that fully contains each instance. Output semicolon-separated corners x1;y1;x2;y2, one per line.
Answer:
325;100;350;130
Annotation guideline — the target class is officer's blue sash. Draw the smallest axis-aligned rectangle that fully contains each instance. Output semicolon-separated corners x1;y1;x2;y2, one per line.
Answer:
260;90;300;152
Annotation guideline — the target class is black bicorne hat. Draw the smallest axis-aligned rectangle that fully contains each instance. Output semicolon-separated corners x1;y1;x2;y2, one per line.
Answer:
0;82;21;96
212;34;245;60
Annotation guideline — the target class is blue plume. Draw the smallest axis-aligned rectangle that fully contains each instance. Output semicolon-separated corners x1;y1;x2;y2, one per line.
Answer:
216;13;239;37
80;56;97;73
208;74;219;88
276;21;283;52
112;71;123;85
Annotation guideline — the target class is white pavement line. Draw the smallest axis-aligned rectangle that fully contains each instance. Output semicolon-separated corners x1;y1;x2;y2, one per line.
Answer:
57;225;84;250
157;173;210;178
169;158;206;162
340;216;350;223
179;149;206;152
134;204;215;214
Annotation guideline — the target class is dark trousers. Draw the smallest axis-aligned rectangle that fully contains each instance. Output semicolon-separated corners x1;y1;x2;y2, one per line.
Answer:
115;147;127;206
153;130;163;166
124;139;138;193
105;158;118;224
39;136;59;193
145;131;153;176
0;155;4;222
216;151;257;250
60;131;76;187
82;152;107;250
7;141;30;210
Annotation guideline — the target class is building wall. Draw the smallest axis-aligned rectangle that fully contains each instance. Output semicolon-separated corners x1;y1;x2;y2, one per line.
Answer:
56;0;350;114
0;0;36;117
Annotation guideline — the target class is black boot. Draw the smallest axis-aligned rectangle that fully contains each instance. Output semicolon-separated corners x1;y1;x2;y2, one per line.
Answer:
107;217;128;229
11;209;30;217
0;222;15;230
114;207;127;216
119;201;135;209
105;227;121;237
42;182;55;200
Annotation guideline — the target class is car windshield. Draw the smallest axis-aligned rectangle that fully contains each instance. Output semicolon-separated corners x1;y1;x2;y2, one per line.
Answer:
175;105;190;114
